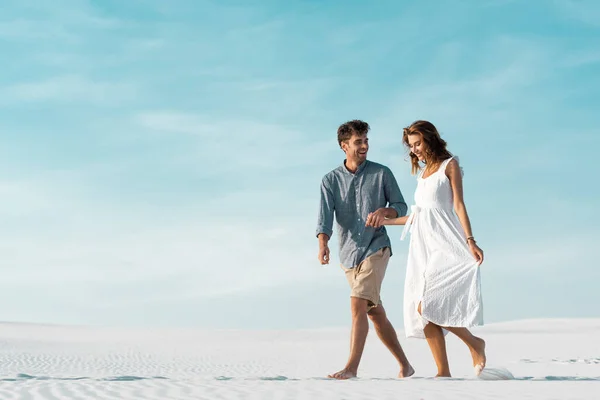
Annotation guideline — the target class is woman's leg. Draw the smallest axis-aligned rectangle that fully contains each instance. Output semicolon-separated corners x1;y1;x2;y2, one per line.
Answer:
444;327;486;373
424;322;451;377
419;302;451;377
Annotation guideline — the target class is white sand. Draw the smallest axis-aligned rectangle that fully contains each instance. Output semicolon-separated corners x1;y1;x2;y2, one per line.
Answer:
0;319;598;399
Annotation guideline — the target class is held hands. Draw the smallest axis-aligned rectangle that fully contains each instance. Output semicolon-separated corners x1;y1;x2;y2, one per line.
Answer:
469;240;484;266
365;208;389;228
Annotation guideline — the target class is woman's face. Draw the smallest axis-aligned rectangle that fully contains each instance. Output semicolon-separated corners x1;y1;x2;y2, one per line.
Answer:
407;133;426;162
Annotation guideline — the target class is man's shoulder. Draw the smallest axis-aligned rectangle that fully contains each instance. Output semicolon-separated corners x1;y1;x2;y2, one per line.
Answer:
365;160;393;174
322;165;345;182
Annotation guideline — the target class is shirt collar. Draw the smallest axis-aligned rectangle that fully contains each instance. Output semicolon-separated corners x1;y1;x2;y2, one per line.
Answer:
341;159;368;175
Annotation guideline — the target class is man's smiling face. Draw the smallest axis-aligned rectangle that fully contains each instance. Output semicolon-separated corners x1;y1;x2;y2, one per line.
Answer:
341;133;369;163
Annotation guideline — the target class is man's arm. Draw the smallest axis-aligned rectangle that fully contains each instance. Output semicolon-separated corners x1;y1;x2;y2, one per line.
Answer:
365;167;407;228
383;167;407;218
316;177;335;264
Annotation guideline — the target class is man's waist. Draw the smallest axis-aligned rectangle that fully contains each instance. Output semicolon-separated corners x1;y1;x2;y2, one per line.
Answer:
338;236;391;266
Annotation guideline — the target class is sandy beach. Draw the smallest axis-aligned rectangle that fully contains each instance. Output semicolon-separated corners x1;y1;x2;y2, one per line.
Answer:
0;318;598;399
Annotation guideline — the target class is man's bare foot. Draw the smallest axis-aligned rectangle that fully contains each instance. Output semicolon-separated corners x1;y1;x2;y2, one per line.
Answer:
327;368;357;380
398;364;415;378
470;337;486;375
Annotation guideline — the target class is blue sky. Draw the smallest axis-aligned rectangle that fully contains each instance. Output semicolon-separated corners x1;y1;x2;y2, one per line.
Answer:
0;0;598;329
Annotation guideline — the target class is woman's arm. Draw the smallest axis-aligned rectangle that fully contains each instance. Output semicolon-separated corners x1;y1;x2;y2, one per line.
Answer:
447;159;484;265
380;215;410;225
447;159;473;236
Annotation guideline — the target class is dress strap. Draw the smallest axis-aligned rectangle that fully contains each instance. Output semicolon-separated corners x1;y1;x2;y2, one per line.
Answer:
440;156;455;173
441;156;463;177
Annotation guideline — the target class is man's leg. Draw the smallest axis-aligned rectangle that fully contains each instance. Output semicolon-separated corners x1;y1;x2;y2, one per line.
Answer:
328;297;369;379
367;305;414;377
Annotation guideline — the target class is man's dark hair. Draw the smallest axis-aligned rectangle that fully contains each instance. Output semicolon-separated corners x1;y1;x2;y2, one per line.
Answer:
337;120;370;147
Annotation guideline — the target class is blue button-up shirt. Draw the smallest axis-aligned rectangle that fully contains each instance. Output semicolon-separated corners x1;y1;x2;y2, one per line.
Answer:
316;160;407;269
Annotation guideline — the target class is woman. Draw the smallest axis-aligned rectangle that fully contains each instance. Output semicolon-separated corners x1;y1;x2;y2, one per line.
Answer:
372;120;486;377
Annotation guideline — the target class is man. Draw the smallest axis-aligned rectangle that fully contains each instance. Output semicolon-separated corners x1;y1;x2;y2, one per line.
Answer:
316;119;414;380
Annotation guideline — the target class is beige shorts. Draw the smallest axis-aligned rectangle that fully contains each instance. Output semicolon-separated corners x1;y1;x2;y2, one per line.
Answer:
341;247;390;309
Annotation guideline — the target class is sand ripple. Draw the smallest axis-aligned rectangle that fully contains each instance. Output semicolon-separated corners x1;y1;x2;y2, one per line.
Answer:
0;320;598;399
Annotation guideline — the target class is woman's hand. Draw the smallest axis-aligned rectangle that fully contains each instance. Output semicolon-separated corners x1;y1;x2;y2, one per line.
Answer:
367;214;409;226
365;209;388;228
468;240;484;266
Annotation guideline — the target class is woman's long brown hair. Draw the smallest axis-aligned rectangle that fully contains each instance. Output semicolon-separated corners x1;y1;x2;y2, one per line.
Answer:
402;120;453;175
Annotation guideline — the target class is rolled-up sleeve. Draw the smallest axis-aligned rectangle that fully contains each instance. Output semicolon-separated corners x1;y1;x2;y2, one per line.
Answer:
316;176;335;238
384;167;407;217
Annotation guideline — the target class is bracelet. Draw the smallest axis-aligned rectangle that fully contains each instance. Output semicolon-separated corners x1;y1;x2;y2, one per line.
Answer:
466;236;476;243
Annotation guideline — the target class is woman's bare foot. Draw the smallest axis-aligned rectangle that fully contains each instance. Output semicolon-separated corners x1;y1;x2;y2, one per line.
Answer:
327;368;357;380
398;364;415;378
470;337;486;375
435;373;452;378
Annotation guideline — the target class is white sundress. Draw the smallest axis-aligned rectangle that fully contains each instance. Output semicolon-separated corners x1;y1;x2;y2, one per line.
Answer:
401;156;483;339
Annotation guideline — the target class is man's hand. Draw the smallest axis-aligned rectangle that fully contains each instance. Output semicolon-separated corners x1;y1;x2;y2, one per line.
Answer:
318;244;330;265
317;233;330;265
365;208;394;228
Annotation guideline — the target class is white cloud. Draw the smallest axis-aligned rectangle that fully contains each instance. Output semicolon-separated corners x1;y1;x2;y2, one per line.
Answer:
0;19;77;41
486;232;599;273
135;112;212;136
134;110;336;171
0;1;122;42
0;180;56;217
0;171;322;312
2;75;137;104
562;50;600;68
554;0;600;27
371;34;565;159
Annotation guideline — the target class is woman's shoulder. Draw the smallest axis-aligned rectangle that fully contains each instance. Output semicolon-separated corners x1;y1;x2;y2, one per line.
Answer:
444;156;464;176
447;156;459;167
